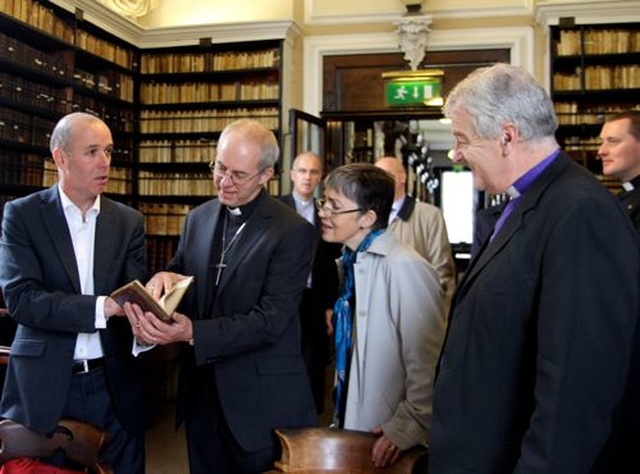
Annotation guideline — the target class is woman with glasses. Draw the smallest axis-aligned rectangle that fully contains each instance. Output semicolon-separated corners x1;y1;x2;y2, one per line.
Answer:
318;162;446;468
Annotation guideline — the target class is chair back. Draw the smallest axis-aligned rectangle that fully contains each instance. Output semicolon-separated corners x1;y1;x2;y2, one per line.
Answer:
0;419;113;474
265;427;428;474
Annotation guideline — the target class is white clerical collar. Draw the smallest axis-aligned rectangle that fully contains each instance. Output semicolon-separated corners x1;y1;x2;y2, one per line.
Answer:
505;185;521;199
227;206;242;216
622;182;635;191
292;191;313;207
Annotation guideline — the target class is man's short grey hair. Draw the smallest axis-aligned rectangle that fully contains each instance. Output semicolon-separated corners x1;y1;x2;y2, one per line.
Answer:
444;63;558;142
218;119;280;170
49;112;106;154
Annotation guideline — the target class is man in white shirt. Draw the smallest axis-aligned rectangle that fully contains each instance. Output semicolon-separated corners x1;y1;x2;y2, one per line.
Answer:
281;151;341;414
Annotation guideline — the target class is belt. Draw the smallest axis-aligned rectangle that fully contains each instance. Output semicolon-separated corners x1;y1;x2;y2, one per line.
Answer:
72;358;105;374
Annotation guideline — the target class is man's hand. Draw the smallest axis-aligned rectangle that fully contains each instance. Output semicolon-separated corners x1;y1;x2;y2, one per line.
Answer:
123;301;193;345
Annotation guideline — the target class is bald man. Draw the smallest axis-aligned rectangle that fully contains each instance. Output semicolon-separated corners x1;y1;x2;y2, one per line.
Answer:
375;157;456;312
280;152;341;414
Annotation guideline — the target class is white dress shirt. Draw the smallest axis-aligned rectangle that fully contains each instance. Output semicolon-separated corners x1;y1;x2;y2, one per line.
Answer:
59;185;106;360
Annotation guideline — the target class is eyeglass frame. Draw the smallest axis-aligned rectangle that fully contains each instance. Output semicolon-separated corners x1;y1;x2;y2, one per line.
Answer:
209;160;266;185
315;198;362;217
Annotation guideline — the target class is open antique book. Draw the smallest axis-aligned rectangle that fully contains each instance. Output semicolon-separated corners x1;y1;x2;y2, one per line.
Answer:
110;276;194;322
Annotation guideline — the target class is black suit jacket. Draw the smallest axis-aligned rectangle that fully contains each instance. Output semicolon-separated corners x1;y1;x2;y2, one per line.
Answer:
0;185;148;434
169;190;317;452
430;153;640;473
279;194;341;322
618;175;640;239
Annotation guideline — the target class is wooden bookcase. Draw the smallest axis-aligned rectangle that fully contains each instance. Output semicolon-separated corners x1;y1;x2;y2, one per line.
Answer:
550;21;640;192
0;0;138;203
137;40;284;273
0;0;289;276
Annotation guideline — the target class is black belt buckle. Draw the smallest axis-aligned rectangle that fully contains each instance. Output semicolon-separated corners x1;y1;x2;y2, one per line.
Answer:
72;358;104;374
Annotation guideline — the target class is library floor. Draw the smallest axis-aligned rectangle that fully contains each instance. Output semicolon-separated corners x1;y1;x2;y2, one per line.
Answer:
144;368;334;474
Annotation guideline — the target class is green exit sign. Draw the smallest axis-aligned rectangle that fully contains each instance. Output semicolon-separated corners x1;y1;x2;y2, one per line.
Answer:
386;80;442;106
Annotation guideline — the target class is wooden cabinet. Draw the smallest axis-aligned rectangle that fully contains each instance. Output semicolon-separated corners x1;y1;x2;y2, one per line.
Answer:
550;22;640;191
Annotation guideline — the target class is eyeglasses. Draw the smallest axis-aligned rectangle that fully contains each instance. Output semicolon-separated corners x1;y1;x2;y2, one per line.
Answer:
315;198;362;217
209;161;263;184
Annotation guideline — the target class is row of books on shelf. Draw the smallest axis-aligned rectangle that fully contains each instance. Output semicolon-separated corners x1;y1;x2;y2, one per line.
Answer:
139;140;213;163
137;171;214;196
0;0;75;44
139;82;279;104
553;65;640;91
556;29;640;56
0;31;71;79
0;72;72;116
139;203;192;236
75;30;135;70
0;151;43;186
1;0;135;70
139;108;279;134
73;68;135;103
0;73;137;133
140;49;280;74
0;106;55;147
138;171;279;197
555;103;640;125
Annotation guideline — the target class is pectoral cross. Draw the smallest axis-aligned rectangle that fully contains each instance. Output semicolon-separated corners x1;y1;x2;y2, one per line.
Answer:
215;253;227;286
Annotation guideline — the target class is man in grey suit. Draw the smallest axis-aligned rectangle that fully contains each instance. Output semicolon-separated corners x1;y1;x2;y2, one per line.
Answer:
125;119;317;474
0;112;148;472
429;63;640;473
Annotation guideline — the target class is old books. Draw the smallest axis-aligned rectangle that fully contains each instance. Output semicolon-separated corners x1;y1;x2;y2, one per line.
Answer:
110;276;194;322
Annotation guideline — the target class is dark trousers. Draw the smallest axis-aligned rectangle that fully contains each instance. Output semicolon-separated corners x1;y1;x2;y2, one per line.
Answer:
299;289;330;414
61;366;145;474
185;365;279;474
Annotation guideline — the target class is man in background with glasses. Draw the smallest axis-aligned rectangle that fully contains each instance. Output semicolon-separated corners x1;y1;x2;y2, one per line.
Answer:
280;151;341;416
124;119;317;474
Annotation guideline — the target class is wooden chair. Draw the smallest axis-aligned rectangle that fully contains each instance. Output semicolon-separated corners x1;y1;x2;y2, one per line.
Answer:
265;427;428;474
0;418;113;474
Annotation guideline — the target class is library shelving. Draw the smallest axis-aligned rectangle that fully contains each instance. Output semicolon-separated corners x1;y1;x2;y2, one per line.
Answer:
136;40;284;272
0;0;291;276
550;21;640;192
0;0;138;202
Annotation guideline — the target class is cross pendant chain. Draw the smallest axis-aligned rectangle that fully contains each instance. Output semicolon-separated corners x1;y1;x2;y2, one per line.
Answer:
214;217;247;286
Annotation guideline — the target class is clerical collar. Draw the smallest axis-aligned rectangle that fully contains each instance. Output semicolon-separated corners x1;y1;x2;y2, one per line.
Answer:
622;175;640;191
508;149;560;197
226;187;265;219
292;191;313;207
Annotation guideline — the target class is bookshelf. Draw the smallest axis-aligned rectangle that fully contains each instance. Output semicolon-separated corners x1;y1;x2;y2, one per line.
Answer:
0;1;292;276
550;22;640;192
137;40;284;273
0;0;138;202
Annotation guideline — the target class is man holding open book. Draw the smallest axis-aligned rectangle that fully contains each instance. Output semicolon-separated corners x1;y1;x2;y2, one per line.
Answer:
123;118;317;474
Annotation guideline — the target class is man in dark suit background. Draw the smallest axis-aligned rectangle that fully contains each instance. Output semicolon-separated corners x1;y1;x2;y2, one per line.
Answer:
429;63;640;473
598;110;640;237
125;119;317;474
0;112;148;472
280;151;340;415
